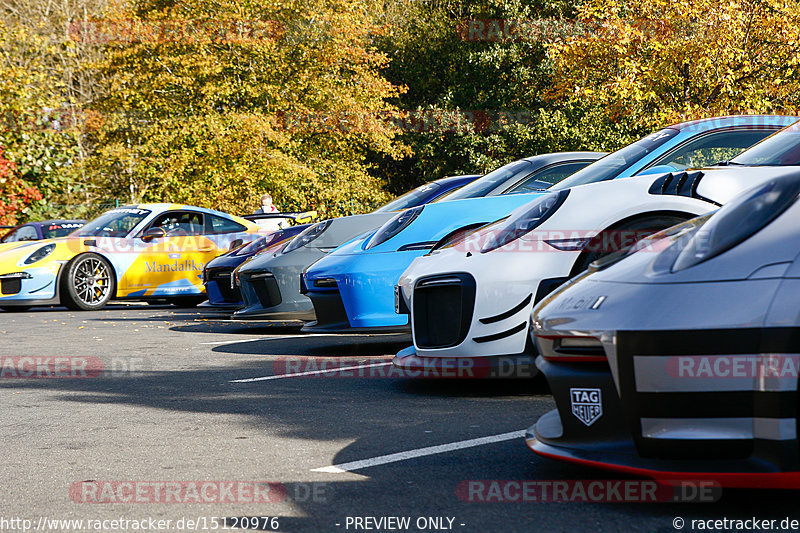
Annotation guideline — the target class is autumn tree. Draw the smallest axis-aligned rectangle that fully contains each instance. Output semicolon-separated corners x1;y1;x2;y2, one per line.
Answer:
86;0;407;216
0;20;88;219
548;0;800;130
0;149;43;225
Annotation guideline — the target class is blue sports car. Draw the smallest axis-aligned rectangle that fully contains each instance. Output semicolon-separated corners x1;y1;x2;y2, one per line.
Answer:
302;115;797;333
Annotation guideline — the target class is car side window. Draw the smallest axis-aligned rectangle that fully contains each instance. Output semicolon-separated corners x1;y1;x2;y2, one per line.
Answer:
504;161;593;194
150;211;205;236
1;228;17;242
208;215;247;234
11;225;39;242
647;129;777;171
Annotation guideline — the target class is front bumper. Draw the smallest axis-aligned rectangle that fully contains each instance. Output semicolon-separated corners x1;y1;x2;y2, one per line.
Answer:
398;246;578;359
529;277;800;487
204;269;243;307
232;250;320;321
302;250;422;332
531;353;800;487
0;265;61;306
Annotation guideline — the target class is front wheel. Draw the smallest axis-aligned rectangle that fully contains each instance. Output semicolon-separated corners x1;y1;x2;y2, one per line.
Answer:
61;253;115;311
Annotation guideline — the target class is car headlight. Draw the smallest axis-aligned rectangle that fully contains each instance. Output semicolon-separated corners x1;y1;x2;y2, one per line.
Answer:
234;236;268;256
672;176;800;272
282;220;331;254
481;190;569;253
23;243;56;264
364;206;423;250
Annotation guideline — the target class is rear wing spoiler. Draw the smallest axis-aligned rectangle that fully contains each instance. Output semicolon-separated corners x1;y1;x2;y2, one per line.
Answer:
242;210;318;225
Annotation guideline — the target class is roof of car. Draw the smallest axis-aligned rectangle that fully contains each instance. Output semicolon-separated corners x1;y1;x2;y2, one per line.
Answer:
28;219;87;225
520;152;607;165
669;115;798;130
432;174;482;187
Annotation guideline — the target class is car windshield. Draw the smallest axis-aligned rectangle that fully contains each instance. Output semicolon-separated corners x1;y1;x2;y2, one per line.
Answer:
73;208;151;237
730;120;800;166
435;160;534;202
373;182;442;213
550;128;681;191
41;222;84;239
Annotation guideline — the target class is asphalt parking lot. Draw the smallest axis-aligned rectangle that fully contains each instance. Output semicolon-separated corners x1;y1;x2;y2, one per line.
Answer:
1;305;799;533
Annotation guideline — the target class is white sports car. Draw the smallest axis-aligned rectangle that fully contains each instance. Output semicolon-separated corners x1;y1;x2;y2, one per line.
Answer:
394;122;800;375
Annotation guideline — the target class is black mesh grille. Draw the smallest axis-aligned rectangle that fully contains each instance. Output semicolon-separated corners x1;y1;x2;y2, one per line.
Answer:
0;278;21;295
412;273;476;349
309;286;350;329
208;268;240;302
251;276;282;308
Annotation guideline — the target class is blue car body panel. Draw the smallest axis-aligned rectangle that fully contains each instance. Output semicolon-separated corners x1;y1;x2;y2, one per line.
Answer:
302;115;799;332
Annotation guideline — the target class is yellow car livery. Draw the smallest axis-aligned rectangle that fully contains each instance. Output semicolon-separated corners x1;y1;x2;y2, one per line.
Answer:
0;204;261;311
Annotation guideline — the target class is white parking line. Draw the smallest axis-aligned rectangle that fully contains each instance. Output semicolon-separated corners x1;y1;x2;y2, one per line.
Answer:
230;361;393;382
311;430;526;473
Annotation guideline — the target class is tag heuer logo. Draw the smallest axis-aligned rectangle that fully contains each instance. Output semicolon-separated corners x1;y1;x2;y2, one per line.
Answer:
570;388;602;426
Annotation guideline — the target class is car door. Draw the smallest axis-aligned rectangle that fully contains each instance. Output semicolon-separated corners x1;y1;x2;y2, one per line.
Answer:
119;210;220;296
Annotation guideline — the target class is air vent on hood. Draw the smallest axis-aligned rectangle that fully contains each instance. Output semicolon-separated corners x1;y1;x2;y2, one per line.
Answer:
648;170;721;207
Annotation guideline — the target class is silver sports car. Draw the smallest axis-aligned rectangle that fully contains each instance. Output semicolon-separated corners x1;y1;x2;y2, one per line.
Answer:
528;169;800;488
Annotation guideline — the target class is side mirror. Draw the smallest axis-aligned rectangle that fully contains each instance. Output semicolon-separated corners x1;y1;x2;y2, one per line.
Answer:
141;227;166;242
229;239;244;251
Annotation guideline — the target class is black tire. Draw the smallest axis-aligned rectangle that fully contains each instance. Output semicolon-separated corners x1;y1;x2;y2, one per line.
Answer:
572;215;689;274
60;253;116;311
0;306;31;312
171;296;207;308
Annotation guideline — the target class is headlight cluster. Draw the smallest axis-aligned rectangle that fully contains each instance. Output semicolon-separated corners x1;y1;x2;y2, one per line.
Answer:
671;177;800;272
365;206;423;250
23;244;56;265
283;220;332;254
481;191;569;253
234;236;268;256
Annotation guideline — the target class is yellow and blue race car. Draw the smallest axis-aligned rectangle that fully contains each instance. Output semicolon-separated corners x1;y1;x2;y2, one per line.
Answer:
0;204;261;311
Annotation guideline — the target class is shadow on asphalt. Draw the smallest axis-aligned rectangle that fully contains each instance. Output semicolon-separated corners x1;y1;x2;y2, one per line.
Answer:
4;315;800;529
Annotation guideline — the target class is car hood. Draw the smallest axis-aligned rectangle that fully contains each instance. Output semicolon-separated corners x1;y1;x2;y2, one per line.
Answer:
693;165;800;204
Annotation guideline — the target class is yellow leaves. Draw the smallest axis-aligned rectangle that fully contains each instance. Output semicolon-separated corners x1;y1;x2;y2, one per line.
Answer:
548;0;800;128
